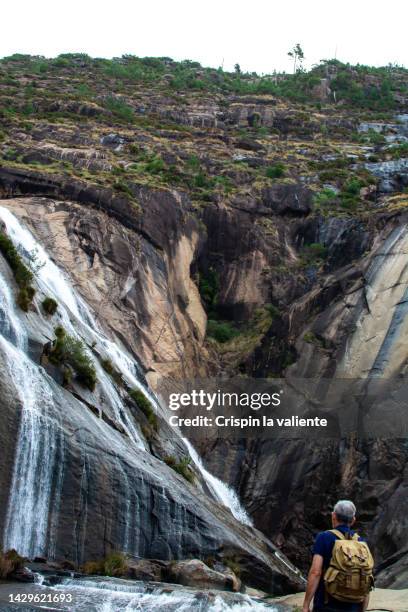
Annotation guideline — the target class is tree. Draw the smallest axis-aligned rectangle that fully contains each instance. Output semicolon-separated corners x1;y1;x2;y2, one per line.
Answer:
288;44;305;73
234;63;241;75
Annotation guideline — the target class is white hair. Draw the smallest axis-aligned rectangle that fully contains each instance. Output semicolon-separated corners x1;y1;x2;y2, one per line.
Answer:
333;500;356;524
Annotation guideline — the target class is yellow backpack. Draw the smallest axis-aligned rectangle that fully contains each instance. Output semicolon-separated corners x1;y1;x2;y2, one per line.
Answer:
324;529;374;603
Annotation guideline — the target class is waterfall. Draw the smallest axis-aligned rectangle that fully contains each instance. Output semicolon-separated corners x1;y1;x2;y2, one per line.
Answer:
184;440;253;526
35;575;274;611
0;270;26;350
0;204;252;563
1;337;64;558
0;256;64;558
0;206;146;450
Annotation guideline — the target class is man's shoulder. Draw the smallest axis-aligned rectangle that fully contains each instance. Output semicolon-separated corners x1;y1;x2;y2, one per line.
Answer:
313;530;337;556
315;528;365;543
315;529;337;541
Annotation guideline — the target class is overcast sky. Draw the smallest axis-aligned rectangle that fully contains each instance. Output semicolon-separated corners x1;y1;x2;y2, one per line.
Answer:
2;0;407;73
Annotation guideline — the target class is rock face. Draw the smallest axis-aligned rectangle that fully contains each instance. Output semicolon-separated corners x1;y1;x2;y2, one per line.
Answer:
0;195;208;384
0;196;303;596
1;55;408;595
199;213;408;575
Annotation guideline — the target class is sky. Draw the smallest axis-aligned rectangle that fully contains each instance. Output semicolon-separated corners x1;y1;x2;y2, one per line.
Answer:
1;0;407;74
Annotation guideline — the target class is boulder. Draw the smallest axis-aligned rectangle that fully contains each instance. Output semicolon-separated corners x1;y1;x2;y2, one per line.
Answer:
165;559;241;592
126;559;167;582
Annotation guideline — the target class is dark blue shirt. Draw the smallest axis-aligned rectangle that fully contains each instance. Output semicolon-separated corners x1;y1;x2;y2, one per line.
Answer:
312;524;363;611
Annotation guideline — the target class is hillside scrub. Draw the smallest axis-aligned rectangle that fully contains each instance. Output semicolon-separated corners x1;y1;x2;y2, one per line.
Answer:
0;231;35;311
129;388;157;429
41;296;58;315
164;455;195;484
82;552;128;577
49;326;97;391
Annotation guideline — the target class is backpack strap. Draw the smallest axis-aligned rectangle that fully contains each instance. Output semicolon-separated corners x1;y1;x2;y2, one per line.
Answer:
329;529;346;540
329;529;360;541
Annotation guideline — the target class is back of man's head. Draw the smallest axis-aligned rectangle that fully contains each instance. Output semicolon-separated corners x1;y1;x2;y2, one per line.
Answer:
333;500;356;525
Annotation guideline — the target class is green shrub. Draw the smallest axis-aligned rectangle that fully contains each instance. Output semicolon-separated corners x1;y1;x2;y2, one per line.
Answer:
342;178;364;196
207;320;239;343
101;358;123;386
313;188;338;208
164;455;195;483
300;243;327;266
113;180;133;197
266;163;285;179
388;143;408;159
104;96;134;122
145;155;166;174
303;331;317;344
0;232;35;310
265;303;281;319
82;552;127;577
199;268;219;312
42;296;58;316
367;129;386;145
129;388;157;429
3;147;19;161
16;286;36;312
50;327;97;391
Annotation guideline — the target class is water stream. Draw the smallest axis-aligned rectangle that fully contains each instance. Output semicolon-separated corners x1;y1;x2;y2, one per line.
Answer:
30;575;277;611
0;205;251;564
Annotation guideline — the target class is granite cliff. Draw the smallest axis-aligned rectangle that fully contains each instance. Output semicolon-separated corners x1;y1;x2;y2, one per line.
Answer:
0;53;408;601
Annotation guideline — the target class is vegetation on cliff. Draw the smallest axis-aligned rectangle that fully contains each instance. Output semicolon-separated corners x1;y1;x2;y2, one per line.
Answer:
0;51;407;376
49;325;97;391
0;230;35;311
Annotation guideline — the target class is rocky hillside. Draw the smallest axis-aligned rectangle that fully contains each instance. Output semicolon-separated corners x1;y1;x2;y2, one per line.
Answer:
1;53;408;594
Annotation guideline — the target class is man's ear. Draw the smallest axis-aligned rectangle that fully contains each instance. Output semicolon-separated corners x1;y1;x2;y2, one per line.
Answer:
351;516;356;526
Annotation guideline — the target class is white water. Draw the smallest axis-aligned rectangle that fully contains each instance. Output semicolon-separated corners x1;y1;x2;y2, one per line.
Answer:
0;203;252;559
0;206;146;450
0;254;64;558
185;440;253;526
1;335;63;558
45;576;275;611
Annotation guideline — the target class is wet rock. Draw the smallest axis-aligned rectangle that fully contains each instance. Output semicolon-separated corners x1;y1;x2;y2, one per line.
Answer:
126;559;167;582
9;567;35;583
166;559;241;592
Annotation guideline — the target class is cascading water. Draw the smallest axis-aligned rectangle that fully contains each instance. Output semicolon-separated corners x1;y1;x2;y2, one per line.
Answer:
30;575;276;611
184;440;253;526
0;205;252;527
0;206;145;450
0;280;64;558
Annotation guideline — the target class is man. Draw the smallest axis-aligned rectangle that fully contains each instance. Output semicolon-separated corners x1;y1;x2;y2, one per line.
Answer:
302;500;370;612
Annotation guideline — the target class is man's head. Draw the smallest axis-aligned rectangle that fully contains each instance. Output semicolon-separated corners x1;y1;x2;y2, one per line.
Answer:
332;500;356;527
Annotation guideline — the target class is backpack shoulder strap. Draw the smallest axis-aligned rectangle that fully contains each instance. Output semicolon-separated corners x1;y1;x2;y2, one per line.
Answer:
329;529;346;540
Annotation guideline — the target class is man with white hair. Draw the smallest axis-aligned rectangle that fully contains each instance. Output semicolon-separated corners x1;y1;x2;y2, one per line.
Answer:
302;500;373;612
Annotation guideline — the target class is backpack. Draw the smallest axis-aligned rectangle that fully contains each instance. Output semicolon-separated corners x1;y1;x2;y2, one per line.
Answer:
324;529;374;603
